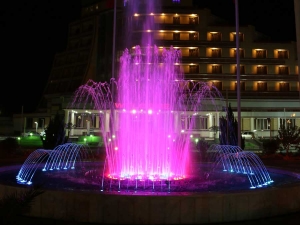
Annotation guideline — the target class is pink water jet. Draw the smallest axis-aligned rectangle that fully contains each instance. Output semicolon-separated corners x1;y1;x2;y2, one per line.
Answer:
108;45;190;181
71;45;222;183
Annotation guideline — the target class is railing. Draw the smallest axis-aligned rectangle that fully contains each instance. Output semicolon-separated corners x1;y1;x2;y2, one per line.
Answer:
158;40;236;47
184;73;299;81
181;57;286;65
220;90;300;99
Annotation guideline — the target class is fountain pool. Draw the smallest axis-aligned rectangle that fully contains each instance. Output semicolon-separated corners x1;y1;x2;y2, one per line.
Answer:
0;146;300;224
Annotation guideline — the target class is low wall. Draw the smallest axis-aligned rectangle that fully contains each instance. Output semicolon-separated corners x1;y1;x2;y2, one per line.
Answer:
1;177;300;224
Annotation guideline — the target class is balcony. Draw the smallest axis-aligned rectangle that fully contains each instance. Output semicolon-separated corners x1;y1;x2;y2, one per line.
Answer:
181;57;286;65
221;90;300;100
158;23;198;31
156;40;235;47
184;73;299;82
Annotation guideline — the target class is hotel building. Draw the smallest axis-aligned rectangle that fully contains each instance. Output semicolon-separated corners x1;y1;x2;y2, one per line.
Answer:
13;0;300;140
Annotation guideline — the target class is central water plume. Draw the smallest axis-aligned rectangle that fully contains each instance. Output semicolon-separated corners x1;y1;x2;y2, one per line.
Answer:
71;45;224;183
111;45;189;181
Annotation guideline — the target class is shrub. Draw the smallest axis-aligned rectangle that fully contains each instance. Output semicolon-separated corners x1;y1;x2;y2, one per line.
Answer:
0;137;20;157
262;139;279;155
196;139;210;161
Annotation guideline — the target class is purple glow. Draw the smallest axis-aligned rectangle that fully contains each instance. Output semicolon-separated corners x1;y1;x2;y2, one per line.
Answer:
70;0;223;183
72;47;223;182
108;45;190;181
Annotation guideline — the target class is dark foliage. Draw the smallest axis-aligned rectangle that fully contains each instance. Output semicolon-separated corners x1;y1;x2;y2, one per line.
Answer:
0;137;20;157
219;103;245;149
0;184;44;225
262;139;280;155
196;139;210;161
41;112;66;150
276;125;300;155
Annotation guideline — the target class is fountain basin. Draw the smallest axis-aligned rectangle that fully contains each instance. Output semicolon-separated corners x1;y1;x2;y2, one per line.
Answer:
0;164;299;224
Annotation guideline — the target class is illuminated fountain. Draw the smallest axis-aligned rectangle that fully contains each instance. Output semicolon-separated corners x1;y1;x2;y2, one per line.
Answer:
70;45;227;191
16;143;92;185
2;1;300;223
15;0;274;191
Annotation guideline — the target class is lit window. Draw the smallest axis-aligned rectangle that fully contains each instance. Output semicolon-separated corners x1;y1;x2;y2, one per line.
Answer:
212;81;222;90
212;65;222;74
254;118;270;130
280;118;295;127
279;82;289;91
277;50;288;59
173;0;180;3
257;82;267;91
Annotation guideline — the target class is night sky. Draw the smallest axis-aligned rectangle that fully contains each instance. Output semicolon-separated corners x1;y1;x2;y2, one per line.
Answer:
0;0;297;115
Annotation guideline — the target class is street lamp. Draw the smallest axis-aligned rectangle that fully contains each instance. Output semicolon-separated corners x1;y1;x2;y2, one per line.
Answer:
34;122;38;133
234;0;241;147
41;119;45;130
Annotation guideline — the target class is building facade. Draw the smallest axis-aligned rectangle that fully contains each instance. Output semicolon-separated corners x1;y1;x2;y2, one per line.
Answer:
14;0;300;140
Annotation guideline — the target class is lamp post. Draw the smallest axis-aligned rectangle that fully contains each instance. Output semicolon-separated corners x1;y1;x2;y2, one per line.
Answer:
234;0;241;148
34;122;38;133
294;0;300;102
41;119;45;130
109;0;117;137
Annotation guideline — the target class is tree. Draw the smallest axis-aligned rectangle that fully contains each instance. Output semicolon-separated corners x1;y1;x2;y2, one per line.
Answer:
219;103;245;149
276;125;300;156
41;112;66;149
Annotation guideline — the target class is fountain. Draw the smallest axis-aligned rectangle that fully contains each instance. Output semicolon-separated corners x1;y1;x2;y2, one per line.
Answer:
69;44;229;191
0;0;300;224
